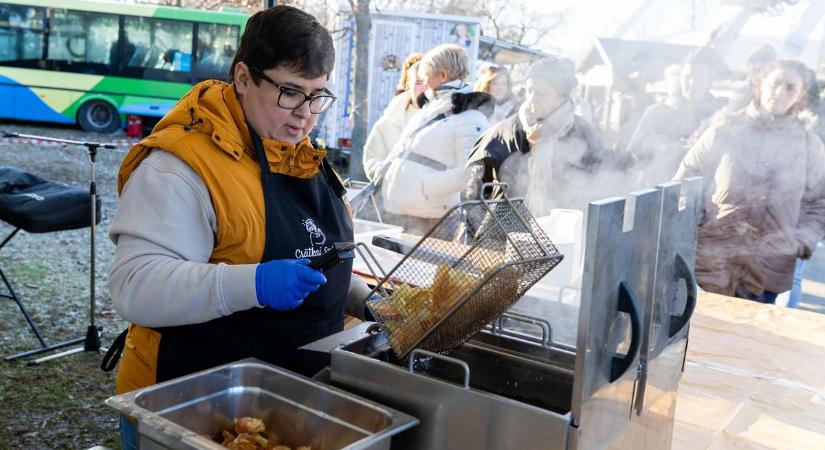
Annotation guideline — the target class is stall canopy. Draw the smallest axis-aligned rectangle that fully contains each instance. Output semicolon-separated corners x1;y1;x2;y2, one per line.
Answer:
479;35;551;65
576;37;729;89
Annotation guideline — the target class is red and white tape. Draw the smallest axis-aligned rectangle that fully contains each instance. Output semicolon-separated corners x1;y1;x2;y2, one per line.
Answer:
0;136;139;148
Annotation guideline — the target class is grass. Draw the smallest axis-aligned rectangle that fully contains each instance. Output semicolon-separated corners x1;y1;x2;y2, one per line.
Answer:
0;123;133;449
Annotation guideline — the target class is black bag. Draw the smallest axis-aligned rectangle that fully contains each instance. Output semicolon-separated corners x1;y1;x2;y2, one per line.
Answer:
0;166;100;233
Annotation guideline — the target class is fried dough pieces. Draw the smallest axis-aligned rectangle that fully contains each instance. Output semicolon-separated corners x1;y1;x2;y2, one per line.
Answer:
219;416;311;450
368;265;478;356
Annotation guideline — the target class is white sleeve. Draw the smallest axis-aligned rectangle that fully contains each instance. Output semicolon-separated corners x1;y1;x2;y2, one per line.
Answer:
364;121;389;181
107;151;260;328
364;96;411;181
344;273;373;320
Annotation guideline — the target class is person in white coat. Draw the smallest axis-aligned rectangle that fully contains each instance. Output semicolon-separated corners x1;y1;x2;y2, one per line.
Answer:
363;52;424;181
380;44;492;234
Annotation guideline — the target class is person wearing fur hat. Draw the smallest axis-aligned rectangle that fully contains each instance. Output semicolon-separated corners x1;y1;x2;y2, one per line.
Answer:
674;60;825;303
464;57;612;216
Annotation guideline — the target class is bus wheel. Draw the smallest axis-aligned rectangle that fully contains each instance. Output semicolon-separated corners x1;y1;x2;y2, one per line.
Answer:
78;100;120;133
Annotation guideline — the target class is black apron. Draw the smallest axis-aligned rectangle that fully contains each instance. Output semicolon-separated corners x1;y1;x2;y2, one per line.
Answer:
154;128;353;382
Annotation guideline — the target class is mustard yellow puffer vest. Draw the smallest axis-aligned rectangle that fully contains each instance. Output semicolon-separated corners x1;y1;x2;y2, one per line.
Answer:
114;80;335;394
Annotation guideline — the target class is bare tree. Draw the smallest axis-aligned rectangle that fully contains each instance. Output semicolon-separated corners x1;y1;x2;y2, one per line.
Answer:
347;0;371;181
726;0;802;15
376;0;567;47
128;0;261;12
713;0;801;48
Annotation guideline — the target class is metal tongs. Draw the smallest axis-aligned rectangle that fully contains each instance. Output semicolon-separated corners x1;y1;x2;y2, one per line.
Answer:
308;242;356;272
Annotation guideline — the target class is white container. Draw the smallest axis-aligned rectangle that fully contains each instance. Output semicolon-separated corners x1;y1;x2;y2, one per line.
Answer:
352;219;404;278
533;209;584;289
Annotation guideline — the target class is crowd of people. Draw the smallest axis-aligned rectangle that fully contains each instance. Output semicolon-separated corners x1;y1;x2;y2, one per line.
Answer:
103;8;824;447
362;43;825;307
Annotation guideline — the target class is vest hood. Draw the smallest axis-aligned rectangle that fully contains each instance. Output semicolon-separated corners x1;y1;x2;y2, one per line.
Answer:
120;80;326;193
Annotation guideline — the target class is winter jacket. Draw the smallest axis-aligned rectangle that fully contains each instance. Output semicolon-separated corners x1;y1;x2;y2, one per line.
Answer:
674;103;825;295
464;102;614;213
363;93;418;181
109;81;370;393
380;81;492;218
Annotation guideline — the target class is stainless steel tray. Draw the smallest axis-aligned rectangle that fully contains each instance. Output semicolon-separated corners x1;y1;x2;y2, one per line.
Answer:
106;359;418;450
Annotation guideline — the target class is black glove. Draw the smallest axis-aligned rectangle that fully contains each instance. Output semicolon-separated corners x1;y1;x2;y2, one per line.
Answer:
797;241;813;260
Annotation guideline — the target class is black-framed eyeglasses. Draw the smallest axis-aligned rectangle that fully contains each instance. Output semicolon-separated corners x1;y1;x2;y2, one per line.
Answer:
251;67;337;114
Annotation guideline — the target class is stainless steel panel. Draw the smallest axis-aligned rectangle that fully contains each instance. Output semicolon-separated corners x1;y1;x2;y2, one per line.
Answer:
571;189;662;449
105;360;418;450
330;334;573;450
300;321;377;353
628;178;701;450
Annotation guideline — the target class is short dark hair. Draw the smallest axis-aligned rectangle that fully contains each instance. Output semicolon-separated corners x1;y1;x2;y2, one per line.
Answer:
229;6;334;82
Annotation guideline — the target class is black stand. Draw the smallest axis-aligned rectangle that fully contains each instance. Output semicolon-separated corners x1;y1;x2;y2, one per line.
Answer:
2;132;115;365
0;228;54;348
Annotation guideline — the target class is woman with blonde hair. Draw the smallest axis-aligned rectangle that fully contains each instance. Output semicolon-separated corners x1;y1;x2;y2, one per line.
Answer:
394;52;423;96
363;52;424;181
475;64;515;124
675;60;825;303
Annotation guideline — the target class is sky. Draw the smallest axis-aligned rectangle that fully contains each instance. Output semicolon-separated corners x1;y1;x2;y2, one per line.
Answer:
523;0;637;56
522;0;825;71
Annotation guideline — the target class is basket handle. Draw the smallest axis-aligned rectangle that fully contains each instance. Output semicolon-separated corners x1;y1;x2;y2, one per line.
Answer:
353;242;393;298
481;181;509;194
408;349;471;389
610;281;642;383
497;312;552;346
667;252;697;338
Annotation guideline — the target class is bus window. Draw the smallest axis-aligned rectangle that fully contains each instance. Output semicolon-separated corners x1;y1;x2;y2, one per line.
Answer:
194;23;238;79
124;17;192;73
0;4;45;64
47;9;118;72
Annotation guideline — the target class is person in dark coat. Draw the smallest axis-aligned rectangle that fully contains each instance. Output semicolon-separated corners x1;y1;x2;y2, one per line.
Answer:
464;57;621;215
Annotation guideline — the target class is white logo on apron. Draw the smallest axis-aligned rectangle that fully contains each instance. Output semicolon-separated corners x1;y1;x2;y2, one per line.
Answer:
296;219;331;258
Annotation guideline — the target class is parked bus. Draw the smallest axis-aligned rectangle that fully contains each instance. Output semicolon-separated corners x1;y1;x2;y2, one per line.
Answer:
0;0;246;132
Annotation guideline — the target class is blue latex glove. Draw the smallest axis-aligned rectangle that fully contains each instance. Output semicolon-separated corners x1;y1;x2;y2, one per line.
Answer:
255;259;327;311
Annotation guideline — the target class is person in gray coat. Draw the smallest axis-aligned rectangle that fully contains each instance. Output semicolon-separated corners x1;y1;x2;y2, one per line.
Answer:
674;60;825;303
625;47;726;187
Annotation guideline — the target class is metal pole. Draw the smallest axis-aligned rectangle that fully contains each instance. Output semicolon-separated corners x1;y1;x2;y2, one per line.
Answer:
0;131;114;364
89;146;97;330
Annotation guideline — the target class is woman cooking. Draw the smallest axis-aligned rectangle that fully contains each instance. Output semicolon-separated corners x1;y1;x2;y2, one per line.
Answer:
106;6;372;448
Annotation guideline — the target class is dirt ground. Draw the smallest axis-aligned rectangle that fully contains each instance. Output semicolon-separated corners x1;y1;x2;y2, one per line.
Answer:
0;122;135;449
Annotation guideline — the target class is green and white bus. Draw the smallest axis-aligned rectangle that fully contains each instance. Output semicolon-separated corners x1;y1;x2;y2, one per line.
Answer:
0;0;247;132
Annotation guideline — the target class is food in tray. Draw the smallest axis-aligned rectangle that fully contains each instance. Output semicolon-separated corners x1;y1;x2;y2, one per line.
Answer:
218;416;311;450
235;417;265;434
